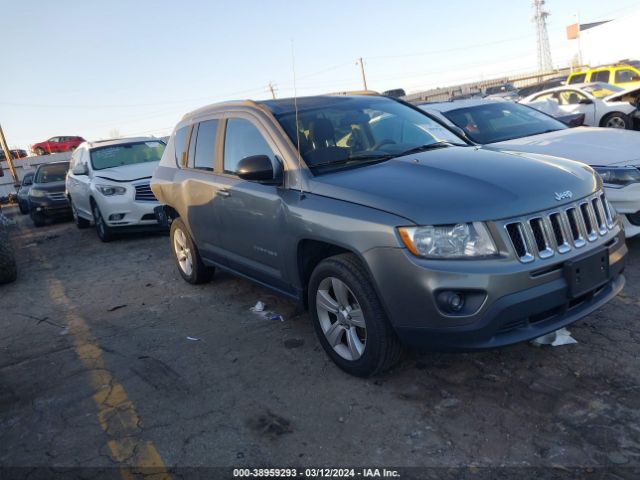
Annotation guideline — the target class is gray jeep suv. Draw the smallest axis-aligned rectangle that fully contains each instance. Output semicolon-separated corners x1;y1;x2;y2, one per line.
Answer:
151;94;627;377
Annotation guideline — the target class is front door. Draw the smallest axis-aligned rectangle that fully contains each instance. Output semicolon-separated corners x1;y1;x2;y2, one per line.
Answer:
212;116;289;291
556;89;597;126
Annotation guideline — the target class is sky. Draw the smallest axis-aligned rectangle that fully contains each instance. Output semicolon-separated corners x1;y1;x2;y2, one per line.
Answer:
2;0;639;150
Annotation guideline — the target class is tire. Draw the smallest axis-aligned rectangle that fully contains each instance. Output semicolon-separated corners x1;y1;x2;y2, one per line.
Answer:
91;202;113;242
35;147;46;156
30;210;45;227
0;225;17;284
308;253;402;377
600;112;632;129
71;200;90;229
170;217;214;284
18;201;28;215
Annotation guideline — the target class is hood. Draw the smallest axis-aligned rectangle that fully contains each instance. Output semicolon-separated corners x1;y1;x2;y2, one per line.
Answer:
31;181;66;193
308;147;599;225
605;85;640;103
487;127;640;167
93;161;159;182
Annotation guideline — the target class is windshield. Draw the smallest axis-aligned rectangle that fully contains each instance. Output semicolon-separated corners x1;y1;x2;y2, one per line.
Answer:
90;141;165;170
583;83;624;98
273;96;465;172
35;162;69;183
439;102;567;144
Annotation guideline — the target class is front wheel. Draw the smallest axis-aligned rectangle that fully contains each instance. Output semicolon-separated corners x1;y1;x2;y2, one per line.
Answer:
35;147;46;156
601;112;632;129
308;253;403;377
18;201;29;215
170;217;214;284
92;202;113;242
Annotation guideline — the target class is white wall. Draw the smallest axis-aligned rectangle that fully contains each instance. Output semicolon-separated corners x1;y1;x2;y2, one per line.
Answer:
579;10;640;66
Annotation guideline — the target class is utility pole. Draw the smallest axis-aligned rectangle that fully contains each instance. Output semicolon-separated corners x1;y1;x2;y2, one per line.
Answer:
532;0;553;74
0;123;19;185
357;57;368;91
267;82;277;99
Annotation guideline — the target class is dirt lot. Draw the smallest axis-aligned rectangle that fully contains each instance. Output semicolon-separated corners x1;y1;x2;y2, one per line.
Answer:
1;205;639;477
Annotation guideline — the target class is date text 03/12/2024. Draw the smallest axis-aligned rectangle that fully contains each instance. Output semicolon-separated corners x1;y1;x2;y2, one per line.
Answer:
233;468;401;478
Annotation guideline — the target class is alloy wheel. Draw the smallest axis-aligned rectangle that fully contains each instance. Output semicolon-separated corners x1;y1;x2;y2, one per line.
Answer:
173;227;193;276
606;116;626;129
316;276;366;361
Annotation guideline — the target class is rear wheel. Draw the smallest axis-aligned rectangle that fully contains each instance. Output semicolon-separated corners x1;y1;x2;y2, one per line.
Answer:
308;253;403;377
91;202;113;242
601;112;631;129
170;218;214;284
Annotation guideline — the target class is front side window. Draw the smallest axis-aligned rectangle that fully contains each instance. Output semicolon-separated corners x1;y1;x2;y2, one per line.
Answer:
615;69;638;83
35;162;69;183
223;118;275;174
558;90;588;105
442;102;566;144
192;120;218;171
90;141;166;170
273;97;464;171
568;73;586;84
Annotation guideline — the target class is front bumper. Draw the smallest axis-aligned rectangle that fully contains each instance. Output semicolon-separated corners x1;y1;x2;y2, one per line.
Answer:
93;191;163;230
365;229;627;351
605;184;640;237
29;197;71;217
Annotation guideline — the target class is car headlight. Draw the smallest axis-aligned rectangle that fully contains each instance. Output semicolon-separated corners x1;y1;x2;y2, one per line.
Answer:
96;184;127;196
398;222;497;259
593;166;640;188
29;189;47;198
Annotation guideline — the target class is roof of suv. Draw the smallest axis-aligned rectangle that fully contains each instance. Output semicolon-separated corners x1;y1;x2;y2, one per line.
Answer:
84;136;162;149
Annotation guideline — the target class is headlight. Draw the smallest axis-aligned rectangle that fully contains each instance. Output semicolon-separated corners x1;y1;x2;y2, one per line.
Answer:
593;166;640;188
96;184;127;196
398;222;497;259
29;189;47;198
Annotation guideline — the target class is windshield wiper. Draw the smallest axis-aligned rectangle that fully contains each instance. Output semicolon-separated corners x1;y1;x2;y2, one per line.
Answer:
394;141;457;157
309;154;393;168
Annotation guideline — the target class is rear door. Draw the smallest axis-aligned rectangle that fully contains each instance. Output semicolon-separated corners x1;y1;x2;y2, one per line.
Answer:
211;115;289;291
171;118;226;264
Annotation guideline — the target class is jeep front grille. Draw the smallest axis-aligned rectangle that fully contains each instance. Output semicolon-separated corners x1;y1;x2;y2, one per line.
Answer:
504;191;614;263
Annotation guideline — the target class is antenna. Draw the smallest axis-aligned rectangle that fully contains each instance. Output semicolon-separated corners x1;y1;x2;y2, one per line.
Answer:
291;39;304;198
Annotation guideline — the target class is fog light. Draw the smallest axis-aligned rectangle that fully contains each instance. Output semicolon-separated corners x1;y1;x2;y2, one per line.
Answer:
109;213;125;221
437;291;465;313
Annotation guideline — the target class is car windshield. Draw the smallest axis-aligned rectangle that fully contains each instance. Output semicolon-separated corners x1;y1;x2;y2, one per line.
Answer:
272;96;466;172
583;83;624;98
35;162;69;183
90;141;166;170
440;102;567;144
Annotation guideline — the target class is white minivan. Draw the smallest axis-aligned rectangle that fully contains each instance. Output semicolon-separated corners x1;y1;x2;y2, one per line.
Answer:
66;137;166;241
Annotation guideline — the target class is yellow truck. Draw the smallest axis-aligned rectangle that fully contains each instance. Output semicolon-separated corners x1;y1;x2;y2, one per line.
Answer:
567;64;640;89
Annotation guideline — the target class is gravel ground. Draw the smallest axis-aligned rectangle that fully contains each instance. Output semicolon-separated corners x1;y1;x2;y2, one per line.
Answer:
0;205;639;478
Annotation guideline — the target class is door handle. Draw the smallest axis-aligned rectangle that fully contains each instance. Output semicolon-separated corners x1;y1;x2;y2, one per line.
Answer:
217;190;230;198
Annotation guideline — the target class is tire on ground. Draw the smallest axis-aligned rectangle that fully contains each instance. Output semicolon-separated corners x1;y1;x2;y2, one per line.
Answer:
600;112;632;129
170;217;214;284
308;253;403;377
0;225;17;284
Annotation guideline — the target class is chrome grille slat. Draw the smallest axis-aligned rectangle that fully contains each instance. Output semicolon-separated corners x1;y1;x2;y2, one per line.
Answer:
134;182;157;202
503;191;615;263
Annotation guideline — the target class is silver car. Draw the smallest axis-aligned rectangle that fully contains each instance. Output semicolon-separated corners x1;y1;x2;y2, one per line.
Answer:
151;94;627;377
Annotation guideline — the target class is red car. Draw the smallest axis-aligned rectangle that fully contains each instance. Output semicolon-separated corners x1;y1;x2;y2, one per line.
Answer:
31;136;85;156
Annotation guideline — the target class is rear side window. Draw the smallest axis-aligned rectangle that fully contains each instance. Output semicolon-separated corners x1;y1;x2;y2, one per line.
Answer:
568;73;586;84
223;118;275;174
591;71;610;83
174;126;189;165
191;120;218;171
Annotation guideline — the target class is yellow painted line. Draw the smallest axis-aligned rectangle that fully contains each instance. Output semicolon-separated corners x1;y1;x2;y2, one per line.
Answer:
20;225;171;479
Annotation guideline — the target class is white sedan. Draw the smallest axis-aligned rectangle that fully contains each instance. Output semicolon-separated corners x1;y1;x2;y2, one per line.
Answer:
519;82;639;130
421;99;640;237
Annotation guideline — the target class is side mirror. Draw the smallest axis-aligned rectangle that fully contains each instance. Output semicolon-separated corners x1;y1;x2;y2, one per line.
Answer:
237;155;282;184
578;98;594;105
72;163;88;175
